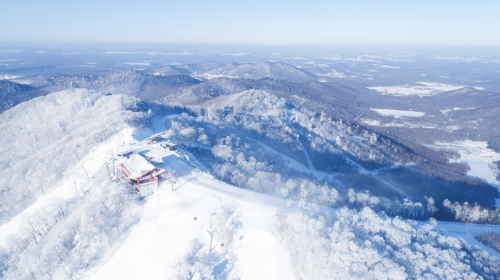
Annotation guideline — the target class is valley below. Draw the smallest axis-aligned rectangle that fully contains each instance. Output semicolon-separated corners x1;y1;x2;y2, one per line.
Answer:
2;49;500;279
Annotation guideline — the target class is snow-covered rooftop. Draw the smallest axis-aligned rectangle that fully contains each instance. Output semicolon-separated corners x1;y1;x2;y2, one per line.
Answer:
122;154;157;179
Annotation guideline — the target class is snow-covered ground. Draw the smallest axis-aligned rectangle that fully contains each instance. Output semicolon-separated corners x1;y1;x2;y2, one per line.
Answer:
430;221;500;259
89;171;294;280
362;119;404;127
371;109;425;118
89;130;500;279
89;127;500;279
0;110;295;279
427;142;500;247
431;140;500;205
440;107;476;115
362;118;462;132
316;69;346;78
2;97;500;279
85;123;295;279
252;139;329;180
0;131;125;247
123;62;151;66
0;90;145;247
373;64;400;69
0;74;22;80
368;82;481;96
193;73;237;80
0;114;159;248
74;115;292;279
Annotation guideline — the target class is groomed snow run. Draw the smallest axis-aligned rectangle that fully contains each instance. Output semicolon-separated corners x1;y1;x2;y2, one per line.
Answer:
88;172;294;280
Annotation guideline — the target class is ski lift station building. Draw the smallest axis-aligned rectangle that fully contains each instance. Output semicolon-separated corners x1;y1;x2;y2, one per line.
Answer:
116;153;165;198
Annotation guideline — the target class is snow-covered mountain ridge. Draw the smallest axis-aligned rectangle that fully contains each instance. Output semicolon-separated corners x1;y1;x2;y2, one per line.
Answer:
1;89;500;279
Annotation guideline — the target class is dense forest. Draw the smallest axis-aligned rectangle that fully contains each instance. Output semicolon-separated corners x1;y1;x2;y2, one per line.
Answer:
2;54;500;278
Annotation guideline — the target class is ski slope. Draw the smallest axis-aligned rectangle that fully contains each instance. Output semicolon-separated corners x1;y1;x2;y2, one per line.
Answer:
88;128;500;279
2;106;500;279
89;168;294;280
89;126;500;279
85;115;294;279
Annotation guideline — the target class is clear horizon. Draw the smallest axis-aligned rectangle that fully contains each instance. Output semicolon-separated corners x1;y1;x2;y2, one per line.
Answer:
1;0;499;46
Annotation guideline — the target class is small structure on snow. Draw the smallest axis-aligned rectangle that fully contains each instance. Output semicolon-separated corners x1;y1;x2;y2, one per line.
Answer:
161;142;177;151
150;135;164;142
116;154;165;198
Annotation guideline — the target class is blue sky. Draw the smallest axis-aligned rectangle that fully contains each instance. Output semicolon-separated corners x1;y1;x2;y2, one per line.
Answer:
1;0;499;45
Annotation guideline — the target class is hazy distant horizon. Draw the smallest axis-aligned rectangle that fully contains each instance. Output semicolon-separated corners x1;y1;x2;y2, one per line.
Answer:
2;42;500;56
1;0;499;47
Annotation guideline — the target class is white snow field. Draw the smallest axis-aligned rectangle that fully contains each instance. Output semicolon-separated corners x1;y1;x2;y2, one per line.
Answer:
0;88;144;227
88;119;295;280
430;221;500;259
368;82;479;96
417;141;500;258
123;62;151;66
0;94;294;279
440;107;476;115
432;140;500;205
2;90;500;279
0;74;22;80
89;172;294;280
373;64;401;69
91;130;500;279
371;109;425;118
0;130;129;247
316;69;346;78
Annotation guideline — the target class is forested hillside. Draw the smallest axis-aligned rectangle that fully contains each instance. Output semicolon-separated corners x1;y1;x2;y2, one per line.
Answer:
0;89;144;225
1;89;499;279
